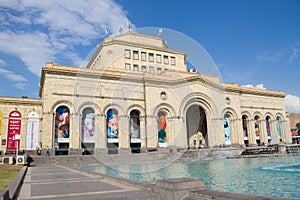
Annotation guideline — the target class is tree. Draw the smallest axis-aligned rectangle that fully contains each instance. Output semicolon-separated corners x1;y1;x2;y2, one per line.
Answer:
296;122;300;131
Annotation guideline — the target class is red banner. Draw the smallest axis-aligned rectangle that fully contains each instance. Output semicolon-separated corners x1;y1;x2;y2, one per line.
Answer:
7;111;21;151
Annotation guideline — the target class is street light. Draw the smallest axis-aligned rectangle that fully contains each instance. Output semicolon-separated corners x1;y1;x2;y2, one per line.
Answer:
15;134;20;162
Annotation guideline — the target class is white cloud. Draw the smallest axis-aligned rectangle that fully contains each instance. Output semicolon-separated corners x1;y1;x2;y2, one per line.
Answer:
241;83;266;90
0;67;28;82
289;45;299;63
257;51;285;62
0;59;6;66
0;0;130;76
285;94;300;114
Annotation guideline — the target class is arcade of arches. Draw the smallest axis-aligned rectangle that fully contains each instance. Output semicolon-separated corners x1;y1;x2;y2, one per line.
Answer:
0;32;292;155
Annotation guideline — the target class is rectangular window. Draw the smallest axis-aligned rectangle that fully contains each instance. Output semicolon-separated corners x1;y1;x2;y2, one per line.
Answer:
125;49;131;59
133;64;139;71
156;54;161;63
164;55;169;64
149;66;154;73
141;65;147;72
157;67;162;74
133;50;139;60
125;63;131;70
149;53;154;62
141;52;146;61
171;56;176;65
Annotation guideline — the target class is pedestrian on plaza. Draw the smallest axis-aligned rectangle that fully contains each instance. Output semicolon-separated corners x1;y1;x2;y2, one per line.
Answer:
45;146;51;156
26;155;34;167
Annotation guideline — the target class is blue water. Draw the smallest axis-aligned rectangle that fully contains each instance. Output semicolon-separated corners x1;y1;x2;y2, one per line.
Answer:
78;155;300;199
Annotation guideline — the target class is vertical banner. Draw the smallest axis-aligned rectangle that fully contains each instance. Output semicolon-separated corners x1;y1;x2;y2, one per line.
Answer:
82;108;95;143
106;109;119;143
26;112;39;150
158;111;167;147
7;110;22;151
0;111;2;135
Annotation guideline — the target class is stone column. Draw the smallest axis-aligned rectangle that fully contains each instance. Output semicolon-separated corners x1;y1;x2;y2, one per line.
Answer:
139;116;146;149
94;114;107;156
41;112;55;155
118;115;130;154
146;116;158;148
69;113;80;155
209;118;224;147
248;119;257;146
260;119;268;144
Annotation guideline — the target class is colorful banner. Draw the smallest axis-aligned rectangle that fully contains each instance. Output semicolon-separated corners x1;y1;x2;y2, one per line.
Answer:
158;111;167;147
26;112;39;150
55;106;70;143
82;108;95;143
7;110;22;151
107;109;118;143
224;116;231;144
130;111;140;143
0;111;2;135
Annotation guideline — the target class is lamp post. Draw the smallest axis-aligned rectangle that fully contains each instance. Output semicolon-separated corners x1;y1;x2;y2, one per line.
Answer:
15;134;20;162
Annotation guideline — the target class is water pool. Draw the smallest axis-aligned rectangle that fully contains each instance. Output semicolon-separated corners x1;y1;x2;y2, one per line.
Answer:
78;155;300;199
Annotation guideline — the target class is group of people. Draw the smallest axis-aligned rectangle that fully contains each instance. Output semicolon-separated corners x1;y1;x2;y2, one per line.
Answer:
190;131;206;149
35;146;51;156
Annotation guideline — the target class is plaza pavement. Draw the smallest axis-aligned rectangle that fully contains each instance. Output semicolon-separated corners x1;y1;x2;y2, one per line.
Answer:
17;164;159;200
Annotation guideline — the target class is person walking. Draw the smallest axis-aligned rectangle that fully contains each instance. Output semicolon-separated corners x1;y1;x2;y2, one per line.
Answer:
45;146;51;156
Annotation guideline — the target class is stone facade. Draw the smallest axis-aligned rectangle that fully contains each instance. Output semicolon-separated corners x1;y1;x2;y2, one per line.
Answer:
0;32;291;155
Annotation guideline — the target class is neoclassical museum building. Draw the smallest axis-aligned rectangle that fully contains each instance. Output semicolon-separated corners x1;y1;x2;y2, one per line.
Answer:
0;32;292;155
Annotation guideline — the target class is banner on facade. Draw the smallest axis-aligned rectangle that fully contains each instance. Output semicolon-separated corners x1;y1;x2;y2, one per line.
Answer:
0;111;2;135
26;112;39;150
7;110;22;151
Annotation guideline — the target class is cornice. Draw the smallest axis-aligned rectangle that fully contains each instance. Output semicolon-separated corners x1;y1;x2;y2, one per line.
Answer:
0;96;42;106
223;83;285;98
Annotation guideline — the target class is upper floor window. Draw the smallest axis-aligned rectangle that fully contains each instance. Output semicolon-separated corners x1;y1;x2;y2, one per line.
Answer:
149;53;154;62
170;56;176;65
156;54;161;63
157;67;162;74
133;64;139;71
133;51;139;60
164;55;169;64
141;52;146;61
141;65;147;72
149;66;154;73
125;49;131;59
125;63;131;70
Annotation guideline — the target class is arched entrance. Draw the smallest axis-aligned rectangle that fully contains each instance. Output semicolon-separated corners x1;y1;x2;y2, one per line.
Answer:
130;109;141;153
254;115;261;145
186;105;207;149
242;115;249;146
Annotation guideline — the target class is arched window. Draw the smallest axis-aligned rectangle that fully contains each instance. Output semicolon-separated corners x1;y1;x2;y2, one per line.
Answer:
7;110;22;151
130;110;140;141
254;115;261;145
0;111;2;136
276;116;282;138
266;116;271;138
81;107;95;143
242;115;248;138
106;109;119;143
55;106;70;147
158;111;167;147
224;113;231;144
26;112;39;150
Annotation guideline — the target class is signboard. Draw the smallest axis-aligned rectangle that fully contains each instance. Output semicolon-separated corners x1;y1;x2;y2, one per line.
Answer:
7;111;22;151
26;112;39;150
0;111;2;135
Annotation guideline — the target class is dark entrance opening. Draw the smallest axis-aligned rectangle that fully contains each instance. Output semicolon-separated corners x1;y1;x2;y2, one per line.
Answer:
186;105;207;148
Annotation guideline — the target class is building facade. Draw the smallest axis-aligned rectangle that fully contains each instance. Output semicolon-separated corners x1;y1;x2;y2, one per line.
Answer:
0;33;292;155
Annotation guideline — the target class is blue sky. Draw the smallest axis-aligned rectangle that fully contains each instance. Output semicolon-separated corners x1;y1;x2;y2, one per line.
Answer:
0;0;300;113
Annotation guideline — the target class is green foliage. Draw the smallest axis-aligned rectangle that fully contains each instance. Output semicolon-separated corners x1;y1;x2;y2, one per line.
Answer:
296;122;300;130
